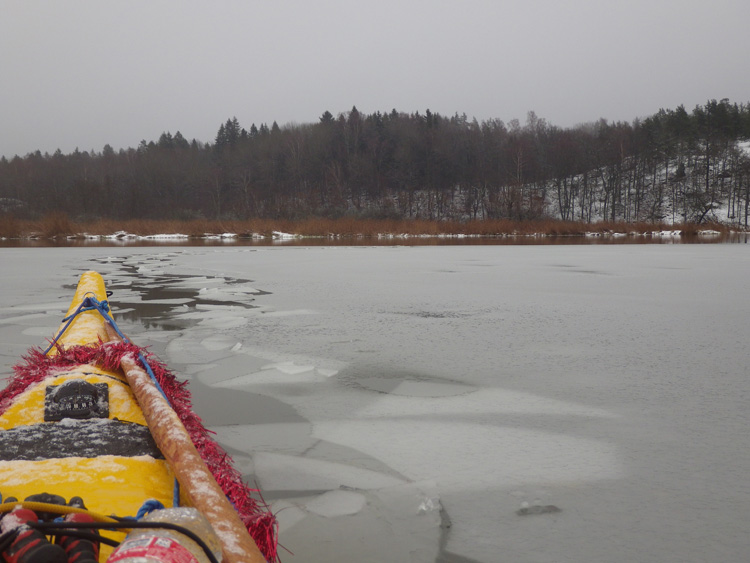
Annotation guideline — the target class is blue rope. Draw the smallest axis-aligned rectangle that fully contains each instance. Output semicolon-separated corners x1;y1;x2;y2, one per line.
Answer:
44;293;115;354
45;293;168;401
135;499;165;519
45;291;180;507
137;352;169;400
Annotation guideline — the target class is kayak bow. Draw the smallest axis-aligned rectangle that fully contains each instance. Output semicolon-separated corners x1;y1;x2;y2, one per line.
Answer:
0;271;277;562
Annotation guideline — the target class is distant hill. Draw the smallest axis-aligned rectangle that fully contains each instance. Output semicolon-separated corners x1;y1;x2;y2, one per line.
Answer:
1;100;749;226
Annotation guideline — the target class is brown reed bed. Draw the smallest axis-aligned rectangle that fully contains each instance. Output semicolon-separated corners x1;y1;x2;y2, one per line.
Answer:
0;214;733;240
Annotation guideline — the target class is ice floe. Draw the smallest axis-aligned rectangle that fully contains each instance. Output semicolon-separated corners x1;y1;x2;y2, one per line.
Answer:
305;490;367;517
255;452;406;491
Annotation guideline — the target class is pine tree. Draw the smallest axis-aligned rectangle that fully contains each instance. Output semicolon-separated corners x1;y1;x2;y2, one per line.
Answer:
215;123;227;148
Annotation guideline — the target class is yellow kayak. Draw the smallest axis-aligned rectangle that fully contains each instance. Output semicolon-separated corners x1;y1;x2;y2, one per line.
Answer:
0;272;276;562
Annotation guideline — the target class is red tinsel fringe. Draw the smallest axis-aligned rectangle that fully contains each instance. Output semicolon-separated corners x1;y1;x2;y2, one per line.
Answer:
0;341;279;563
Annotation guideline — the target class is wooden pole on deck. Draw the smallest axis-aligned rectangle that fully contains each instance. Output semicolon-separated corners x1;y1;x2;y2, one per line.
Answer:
119;353;267;563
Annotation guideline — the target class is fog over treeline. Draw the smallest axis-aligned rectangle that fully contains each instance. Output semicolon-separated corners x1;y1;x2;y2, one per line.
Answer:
2;99;749;225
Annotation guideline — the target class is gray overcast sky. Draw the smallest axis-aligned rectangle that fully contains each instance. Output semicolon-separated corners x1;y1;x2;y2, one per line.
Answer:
1;0;748;158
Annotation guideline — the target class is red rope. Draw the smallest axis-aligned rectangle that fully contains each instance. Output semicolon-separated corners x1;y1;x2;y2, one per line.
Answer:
1;342;279;563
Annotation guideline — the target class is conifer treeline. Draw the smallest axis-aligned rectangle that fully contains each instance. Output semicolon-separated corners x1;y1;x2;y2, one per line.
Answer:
1;99;749;225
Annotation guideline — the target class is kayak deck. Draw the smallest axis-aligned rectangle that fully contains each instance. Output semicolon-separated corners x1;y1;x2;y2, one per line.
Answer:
0;271;276;562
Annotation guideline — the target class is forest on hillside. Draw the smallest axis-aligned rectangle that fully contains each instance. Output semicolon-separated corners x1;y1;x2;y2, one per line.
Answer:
1;99;749;226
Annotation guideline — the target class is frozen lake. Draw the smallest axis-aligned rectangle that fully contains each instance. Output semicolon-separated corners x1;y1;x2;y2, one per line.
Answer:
1;244;748;562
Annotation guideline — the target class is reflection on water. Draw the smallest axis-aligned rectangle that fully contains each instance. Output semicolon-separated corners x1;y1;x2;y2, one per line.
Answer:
1;231;748;248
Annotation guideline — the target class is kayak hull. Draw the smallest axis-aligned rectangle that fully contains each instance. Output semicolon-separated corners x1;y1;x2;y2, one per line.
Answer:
0;271;275;563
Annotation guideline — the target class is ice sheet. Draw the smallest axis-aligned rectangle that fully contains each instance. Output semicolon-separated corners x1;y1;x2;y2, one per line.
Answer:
252;452;406;491
2;245;749;563
313;420;621;490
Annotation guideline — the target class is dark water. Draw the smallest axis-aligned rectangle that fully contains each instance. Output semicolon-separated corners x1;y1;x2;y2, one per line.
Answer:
1;231;748;248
